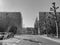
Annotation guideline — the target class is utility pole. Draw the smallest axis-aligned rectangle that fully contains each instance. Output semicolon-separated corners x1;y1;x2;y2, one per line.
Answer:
50;2;59;38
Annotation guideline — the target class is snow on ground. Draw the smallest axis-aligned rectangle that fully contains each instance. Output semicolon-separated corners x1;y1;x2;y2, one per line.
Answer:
0;35;41;45
0;35;35;45
0;37;21;45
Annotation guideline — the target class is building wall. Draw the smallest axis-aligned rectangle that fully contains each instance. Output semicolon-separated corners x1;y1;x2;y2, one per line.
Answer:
0;12;22;34
26;27;34;35
39;12;60;35
39;12;47;34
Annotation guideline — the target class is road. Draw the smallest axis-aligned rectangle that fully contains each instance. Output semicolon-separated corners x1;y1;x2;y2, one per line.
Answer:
0;35;60;45
32;35;60;45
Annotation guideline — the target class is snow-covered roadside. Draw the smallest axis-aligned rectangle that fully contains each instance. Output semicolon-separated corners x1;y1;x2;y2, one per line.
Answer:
0;35;32;45
40;35;60;43
0;35;40;45
0;37;21;45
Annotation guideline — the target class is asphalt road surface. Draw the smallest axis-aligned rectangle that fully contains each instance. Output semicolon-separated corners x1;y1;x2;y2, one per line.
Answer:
0;35;60;45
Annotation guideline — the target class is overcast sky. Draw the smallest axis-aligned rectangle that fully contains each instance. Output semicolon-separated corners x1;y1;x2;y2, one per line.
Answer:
0;0;60;27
